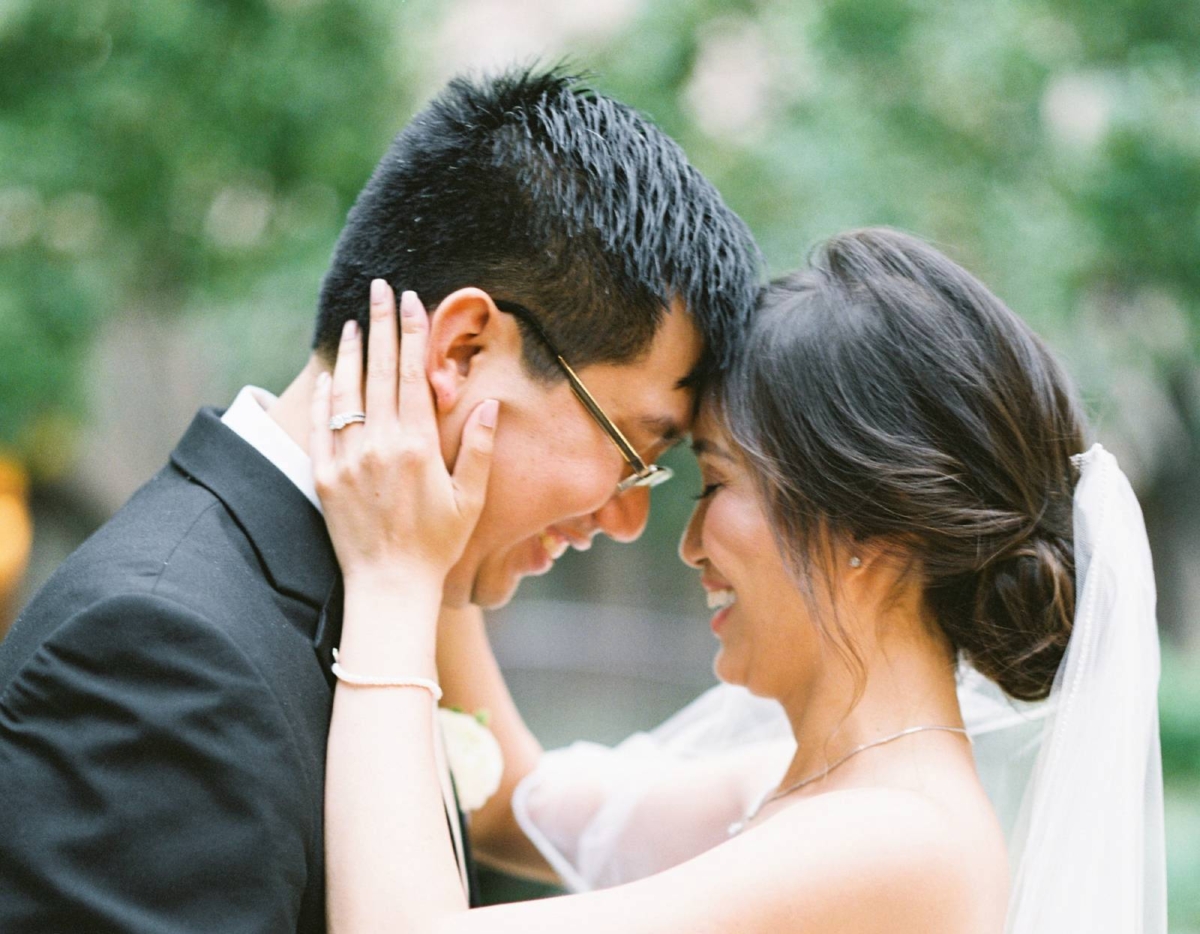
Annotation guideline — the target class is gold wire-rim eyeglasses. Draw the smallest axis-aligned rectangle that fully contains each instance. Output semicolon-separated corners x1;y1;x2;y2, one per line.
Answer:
493;299;674;493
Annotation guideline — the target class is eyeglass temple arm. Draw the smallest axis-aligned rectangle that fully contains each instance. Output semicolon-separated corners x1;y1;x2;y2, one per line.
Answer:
492;298;649;473
555;356;647;470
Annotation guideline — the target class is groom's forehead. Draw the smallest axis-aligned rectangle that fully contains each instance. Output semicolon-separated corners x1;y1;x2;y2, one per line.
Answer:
596;320;703;445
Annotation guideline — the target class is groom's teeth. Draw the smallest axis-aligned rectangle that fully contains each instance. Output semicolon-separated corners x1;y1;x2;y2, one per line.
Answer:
539;532;567;559
707;589;737;610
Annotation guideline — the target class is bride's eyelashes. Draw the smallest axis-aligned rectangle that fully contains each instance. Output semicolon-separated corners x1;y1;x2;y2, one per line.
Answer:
693;482;724;501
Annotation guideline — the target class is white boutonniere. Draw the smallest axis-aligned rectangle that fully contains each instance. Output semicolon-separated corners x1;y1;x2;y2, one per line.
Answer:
437;707;504;812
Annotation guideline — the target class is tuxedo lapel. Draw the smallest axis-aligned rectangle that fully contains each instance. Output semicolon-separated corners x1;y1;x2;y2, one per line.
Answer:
170;408;475;900
170;407;338;610
170;408;343;681
312;576;343;690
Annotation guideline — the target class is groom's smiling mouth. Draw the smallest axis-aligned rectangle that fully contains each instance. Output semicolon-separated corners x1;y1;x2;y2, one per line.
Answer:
537;530;571;561
537;526;593;560
524;526;594;576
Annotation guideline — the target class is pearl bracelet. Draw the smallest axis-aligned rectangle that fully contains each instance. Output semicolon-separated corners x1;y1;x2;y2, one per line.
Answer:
330;648;443;701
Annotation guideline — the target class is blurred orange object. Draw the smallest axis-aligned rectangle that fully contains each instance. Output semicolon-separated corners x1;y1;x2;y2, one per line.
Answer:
0;456;33;611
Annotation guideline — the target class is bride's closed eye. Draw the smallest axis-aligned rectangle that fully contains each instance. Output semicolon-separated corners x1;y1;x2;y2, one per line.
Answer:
693;482;724;501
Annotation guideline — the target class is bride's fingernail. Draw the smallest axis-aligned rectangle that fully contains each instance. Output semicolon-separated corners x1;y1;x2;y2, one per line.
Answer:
400;290;418;317
317;371;331;389
479;399;499;429
342;319;359;341
370;278;387;305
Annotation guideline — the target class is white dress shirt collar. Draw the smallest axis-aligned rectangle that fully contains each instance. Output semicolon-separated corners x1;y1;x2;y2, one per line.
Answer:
221;386;322;515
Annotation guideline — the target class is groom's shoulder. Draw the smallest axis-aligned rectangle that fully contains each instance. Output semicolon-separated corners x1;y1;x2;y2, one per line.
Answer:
0;464;291;692
25;463;257;613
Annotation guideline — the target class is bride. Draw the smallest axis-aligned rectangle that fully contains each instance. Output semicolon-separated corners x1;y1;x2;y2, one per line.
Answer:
312;228;1165;932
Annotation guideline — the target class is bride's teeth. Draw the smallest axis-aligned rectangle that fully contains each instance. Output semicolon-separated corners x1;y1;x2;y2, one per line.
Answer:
707;589;737;610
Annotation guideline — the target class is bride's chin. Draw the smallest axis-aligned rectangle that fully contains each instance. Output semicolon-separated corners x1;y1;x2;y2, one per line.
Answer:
712;649;745;687
713;653;780;701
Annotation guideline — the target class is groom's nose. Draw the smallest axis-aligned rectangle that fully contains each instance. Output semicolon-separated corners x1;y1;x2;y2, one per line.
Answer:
592;485;651;544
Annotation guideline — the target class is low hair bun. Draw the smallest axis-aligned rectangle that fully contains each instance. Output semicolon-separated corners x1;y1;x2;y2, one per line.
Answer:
959;534;1076;701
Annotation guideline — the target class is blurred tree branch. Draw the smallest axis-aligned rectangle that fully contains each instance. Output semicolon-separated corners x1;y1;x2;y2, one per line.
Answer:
0;0;409;470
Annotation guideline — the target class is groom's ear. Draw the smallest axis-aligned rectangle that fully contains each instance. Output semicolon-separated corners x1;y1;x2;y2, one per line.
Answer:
426;287;512;412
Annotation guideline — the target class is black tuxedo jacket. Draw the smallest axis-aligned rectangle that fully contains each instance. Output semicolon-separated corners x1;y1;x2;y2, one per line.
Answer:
0;408;474;932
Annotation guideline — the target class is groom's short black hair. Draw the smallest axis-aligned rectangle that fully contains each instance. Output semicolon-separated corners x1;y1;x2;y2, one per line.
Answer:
313;66;760;387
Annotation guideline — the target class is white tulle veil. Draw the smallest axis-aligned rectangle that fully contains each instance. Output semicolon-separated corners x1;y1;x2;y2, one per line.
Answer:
1000;443;1166;931
513;444;1166;931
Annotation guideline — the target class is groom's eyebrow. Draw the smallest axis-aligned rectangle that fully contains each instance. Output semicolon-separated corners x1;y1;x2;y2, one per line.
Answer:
638;415;684;449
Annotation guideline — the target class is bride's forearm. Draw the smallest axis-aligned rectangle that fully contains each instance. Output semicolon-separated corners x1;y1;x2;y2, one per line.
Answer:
326;580;468;933
436;605;554;880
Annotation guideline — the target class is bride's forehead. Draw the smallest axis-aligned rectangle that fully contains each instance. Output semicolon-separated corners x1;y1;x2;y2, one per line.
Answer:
690;405;721;441
689;404;734;454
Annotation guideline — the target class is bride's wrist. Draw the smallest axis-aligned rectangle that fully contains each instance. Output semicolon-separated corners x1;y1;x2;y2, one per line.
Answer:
341;563;446;600
338;578;443;673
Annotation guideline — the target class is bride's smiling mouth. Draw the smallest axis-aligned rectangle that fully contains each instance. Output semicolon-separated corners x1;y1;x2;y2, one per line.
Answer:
701;575;738;633
706;589;736;610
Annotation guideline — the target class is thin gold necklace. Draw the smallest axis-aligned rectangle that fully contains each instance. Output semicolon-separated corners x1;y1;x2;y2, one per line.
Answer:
727;724;969;836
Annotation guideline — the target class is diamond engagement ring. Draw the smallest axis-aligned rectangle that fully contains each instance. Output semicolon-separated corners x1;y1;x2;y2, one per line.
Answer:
328;411;367;431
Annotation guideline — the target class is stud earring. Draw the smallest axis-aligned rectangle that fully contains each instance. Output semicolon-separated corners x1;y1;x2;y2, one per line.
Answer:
848;556;862;568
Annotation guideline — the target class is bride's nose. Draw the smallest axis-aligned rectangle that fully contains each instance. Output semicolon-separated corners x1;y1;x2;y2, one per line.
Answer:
678;502;706;568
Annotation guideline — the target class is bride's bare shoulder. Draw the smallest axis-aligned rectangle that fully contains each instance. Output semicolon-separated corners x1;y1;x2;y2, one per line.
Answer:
732;786;1008;933
460;786;1006;934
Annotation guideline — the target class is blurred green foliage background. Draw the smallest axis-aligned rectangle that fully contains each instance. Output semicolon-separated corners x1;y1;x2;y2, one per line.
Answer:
2;0;1198;925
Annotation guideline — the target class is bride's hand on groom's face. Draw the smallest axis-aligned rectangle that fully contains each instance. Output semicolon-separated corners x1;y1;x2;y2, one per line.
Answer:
310;279;499;590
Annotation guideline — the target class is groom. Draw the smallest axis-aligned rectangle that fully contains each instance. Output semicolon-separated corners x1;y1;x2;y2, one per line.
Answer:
0;68;759;931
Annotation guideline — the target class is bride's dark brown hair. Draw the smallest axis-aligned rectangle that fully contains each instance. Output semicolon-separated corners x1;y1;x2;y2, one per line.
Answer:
722;228;1086;701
